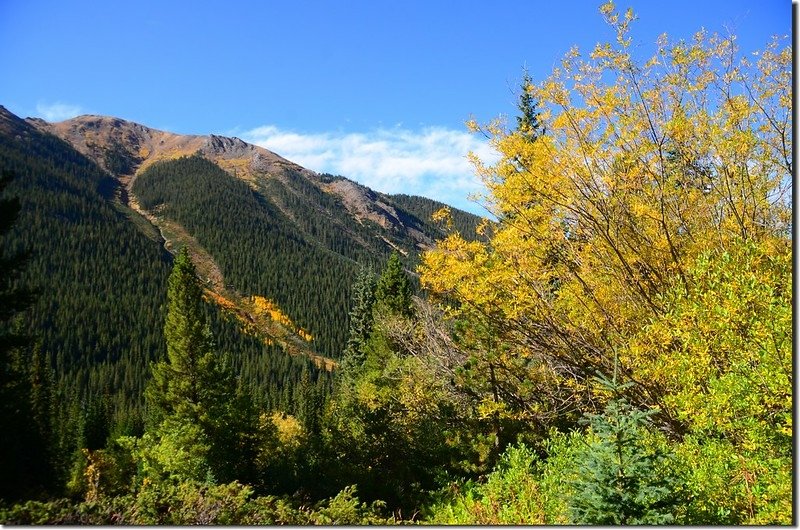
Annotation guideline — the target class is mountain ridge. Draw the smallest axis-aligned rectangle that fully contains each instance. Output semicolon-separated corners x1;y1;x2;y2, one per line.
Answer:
3;106;484;360
29;112;468;251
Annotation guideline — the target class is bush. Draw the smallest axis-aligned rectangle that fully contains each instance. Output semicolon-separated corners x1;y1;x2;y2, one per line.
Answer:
0;482;393;525
426;443;545;524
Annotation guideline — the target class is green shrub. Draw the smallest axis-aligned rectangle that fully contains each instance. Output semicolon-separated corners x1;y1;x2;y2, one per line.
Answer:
426;443;545;524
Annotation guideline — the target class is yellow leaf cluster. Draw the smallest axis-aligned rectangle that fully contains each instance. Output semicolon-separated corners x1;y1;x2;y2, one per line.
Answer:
420;5;791;430
267;412;305;450
249;295;313;342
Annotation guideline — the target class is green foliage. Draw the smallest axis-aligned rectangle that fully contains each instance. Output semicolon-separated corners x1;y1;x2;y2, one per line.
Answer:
0;112;173;484
122;419;212;486
341;267;376;371
0;169;34;328
102;141;140;176
427;402;688;526
427;443;545;524
322;262;461;512
516;69;545;141
0;497;130;525
633;239;793;524
0;122;171;385
0;481;393;525
141;249;259;487
324;351;453;512
669;435;745;524
566;393;685;524
134;480;255;525
300;485;391;525
146;247;226;427
251;411;303;495
374;251;413;318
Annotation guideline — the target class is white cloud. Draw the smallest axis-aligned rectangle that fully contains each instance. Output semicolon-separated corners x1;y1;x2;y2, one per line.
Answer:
35;102;85;122
240;124;498;215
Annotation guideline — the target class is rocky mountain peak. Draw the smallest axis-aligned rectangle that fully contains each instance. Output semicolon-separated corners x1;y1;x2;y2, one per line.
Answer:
17;111;464;251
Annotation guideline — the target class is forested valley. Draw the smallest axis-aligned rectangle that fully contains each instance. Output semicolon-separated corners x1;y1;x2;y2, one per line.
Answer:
0;3;792;524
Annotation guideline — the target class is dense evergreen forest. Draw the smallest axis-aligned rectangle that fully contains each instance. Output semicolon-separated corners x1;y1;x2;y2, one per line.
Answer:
0;109;330;501
0;6;792;524
133;156;360;358
131;157;472;358
388;193;487;242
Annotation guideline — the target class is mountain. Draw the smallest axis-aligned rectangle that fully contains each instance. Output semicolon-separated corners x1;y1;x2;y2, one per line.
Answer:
33;114;451;252
0;106;484;426
27;112;484;360
1;105;335;441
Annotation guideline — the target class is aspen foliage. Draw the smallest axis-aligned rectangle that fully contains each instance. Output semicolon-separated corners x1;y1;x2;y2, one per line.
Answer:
420;2;790;522
248;295;313;342
422;1;789;416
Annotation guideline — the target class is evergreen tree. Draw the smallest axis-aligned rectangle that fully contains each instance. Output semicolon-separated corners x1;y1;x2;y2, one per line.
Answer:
567;373;684;525
146;247;227;425
142;247;255;485
320;253;456;512
295;366;322;434
374;252;413;318
28;345;56;478
341;267;377;370
516;69;545;141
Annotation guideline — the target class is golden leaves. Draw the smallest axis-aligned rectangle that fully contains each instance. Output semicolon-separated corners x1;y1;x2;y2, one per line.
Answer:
421;4;791;433
249;295;313;342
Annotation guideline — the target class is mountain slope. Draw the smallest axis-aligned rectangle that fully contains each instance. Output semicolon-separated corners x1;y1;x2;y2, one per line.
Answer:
388;193;487;242
133;155;357;358
33;113;485;358
0;106;172;414
33;114;448;253
0;105;329;427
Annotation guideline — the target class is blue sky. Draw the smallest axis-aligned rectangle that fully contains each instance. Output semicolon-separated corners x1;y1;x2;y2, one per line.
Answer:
0;0;790;215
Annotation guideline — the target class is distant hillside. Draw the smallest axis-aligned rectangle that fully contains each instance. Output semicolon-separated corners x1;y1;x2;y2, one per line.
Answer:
388;193;487;242
32;112;486;359
0;106;329;435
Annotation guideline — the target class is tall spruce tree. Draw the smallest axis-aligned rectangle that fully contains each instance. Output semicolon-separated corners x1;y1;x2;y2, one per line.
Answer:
142;247;255;484
341;267;377;370
516;70;545;141
146;246;227;426
374;252;413;318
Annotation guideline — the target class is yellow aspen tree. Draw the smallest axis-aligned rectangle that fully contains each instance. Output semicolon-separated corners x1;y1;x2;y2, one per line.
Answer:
420;1;790;435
